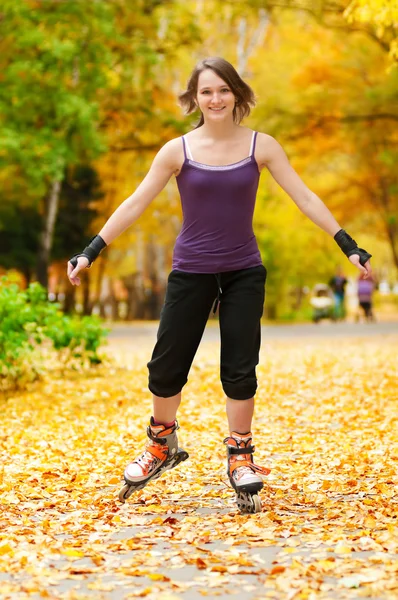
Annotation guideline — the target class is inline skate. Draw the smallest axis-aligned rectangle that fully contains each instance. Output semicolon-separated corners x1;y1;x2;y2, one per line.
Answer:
118;418;189;503
224;432;270;514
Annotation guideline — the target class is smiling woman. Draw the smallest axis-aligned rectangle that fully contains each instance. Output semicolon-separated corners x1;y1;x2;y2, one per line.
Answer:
178;56;255;128
67;56;372;515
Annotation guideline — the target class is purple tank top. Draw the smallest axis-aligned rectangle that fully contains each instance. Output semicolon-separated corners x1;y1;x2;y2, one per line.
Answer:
172;131;263;273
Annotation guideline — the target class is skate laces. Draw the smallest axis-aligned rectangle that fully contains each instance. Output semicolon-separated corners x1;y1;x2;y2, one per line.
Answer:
224;433;270;478
233;464;255;482
231;435;255;480
135;440;167;473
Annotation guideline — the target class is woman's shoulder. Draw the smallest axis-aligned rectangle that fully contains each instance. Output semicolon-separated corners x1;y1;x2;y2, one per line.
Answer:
152;136;185;172
255;131;278;145
254;131;284;160
161;136;185;151
158;136;184;159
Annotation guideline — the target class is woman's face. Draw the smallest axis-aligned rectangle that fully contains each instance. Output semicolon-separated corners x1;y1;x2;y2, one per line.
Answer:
196;69;235;123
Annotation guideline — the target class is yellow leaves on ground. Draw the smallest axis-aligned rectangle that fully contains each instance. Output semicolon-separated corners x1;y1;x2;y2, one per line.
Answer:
0;334;397;599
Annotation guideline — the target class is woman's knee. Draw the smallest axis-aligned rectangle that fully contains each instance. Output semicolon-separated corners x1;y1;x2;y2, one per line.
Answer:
221;375;258;400
148;363;187;398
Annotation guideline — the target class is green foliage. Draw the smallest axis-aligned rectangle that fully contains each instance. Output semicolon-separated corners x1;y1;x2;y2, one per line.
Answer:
0;0;201;287
0;278;107;390
0;164;104;278
0;0;115;192
0;203;41;283
52;164;104;261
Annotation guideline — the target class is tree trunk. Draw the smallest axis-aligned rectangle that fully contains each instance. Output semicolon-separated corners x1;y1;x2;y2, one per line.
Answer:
91;255;106;313
236;9;269;75
63;285;76;314
379;178;398;272
23;267;32;287
292;284;304;310
110;287;119;321
266;302;277;320
36;179;62;288
82;271;91;315
385;221;398;271
122;274;138;321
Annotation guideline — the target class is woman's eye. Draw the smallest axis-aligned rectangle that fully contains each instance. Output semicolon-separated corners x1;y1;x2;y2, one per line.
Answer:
200;89;230;94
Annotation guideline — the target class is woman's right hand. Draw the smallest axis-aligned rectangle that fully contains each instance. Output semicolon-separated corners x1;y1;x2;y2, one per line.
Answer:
67;256;89;286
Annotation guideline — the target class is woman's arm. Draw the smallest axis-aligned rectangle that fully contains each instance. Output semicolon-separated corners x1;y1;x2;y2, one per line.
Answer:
255;133;372;275
256;133;341;236
67;138;182;285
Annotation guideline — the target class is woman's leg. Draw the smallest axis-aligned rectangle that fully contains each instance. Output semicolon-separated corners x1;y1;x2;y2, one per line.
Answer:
121;272;216;493
153;392;181;424
219;266;268;504
226;397;254;433
219;265;266;409
147;270;217;401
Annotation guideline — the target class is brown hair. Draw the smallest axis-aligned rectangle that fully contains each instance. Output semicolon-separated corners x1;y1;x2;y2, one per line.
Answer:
179;57;256;128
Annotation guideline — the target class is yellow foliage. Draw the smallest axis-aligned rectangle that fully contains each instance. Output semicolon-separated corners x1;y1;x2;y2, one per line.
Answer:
346;0;398;27
82;1;396;307
345;0;398;60
0;335;397;597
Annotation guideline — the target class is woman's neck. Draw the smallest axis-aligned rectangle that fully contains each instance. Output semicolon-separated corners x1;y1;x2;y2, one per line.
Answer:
199;119;240;139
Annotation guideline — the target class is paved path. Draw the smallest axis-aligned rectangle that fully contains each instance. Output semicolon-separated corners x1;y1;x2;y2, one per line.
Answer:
3;324;396;600
108;319;397;344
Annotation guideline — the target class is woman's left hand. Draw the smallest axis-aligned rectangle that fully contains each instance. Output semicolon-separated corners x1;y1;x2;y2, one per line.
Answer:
349;254;372;279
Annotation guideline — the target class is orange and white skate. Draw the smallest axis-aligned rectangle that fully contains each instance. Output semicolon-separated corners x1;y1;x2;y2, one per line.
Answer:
224;432;270;513
118;418;188;503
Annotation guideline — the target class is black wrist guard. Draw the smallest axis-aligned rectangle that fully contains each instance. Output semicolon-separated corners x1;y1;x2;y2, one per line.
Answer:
334;229;372;267
69;235;107;268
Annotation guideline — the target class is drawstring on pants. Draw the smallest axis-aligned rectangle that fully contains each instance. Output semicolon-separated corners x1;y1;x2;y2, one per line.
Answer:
213;274;222;314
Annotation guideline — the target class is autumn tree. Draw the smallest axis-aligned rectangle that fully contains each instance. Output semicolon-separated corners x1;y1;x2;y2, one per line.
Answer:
0;0;120;288
0;203;41;285
0;0;199;292
345;0;398;60
80;2;201;318
249;8;398;271
1;0;395;319
239;0;397;60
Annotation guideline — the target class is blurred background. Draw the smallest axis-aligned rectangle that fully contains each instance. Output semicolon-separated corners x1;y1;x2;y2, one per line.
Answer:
0;0;397;323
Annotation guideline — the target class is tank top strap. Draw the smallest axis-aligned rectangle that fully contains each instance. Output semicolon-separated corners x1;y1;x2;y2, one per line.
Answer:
181;136;187;160
182;135;193;160
249;131;258;157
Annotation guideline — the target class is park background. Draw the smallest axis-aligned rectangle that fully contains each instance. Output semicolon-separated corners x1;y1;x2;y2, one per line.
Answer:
1;3;398;600
1;0;397;322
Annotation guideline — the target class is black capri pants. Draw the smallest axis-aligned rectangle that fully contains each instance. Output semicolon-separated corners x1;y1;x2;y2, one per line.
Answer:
147;265;267;400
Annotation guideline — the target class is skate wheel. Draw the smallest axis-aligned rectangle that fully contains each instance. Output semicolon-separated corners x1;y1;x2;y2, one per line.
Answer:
174;449;189;465
236;491;262;514
118;484;134;503
252;494;262;513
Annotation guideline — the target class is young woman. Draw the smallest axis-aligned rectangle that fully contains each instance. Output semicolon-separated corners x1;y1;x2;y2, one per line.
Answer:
68;57;372;513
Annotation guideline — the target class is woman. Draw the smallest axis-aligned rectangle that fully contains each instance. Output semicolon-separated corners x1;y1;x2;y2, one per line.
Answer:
68;57;372;513
357;272;376;322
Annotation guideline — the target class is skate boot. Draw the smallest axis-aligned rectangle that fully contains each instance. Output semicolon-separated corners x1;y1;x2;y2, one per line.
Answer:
118;417;189;503
224;432;270;514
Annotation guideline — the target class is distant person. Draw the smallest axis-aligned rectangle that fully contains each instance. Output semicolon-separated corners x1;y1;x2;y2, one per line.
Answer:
329;267;348;320
357;273;375;322
67;57;372;513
